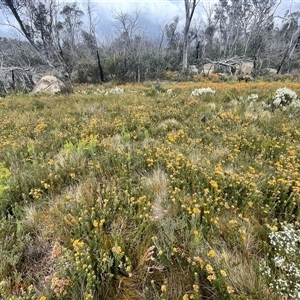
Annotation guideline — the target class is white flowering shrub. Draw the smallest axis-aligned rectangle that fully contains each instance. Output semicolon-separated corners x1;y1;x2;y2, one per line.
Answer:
191;87;215;96
272;87;298;108
109;87;124;94
77;87;124;95
290;99;300;109
166;89;173;96
247;94;259;102
94;88;106;94
260;223;300;299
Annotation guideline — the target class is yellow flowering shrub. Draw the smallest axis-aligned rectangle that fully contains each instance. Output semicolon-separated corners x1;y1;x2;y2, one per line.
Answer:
1;82;300;299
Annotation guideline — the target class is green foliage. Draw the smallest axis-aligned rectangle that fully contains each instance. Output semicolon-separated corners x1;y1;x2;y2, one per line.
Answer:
75;62;100;84
104;56;128;83
0;163;10;196
0;162;12;216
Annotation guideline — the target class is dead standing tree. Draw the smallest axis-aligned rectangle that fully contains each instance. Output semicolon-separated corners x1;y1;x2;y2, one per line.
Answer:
0;37;39;93
0;0;83;90
182;0;200;70
276;12;300;74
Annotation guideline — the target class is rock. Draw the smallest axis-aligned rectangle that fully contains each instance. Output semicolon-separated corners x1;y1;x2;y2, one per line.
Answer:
202;63;214;75
264;68;277;75
189;64;199;74
235;62;253;75
31;75;65;94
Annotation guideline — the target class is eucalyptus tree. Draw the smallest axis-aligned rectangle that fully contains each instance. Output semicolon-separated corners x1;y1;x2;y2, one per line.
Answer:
81;0;99;55
165;16;181;52
214;0;253;57
183;0;200;70
243;0;279;64
207;0;283;76
111;9;149;82
0;0;60;67
57;3;84;73
59;3;83;52
214;0;279;60
164;16;182;69
276;11;300;73
0;0;84;81
74;0;101;83
0;0;69;90
200;3;217;59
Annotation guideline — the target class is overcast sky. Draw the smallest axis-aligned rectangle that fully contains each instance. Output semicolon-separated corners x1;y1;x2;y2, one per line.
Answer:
0;0;299;38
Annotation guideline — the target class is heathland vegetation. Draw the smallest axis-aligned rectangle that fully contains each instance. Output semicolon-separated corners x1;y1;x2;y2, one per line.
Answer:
1;79;300;299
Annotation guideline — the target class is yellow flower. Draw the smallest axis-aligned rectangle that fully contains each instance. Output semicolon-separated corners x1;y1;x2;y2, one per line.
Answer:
205;264;214;273
207;273;216;281
207;249;216;258
84;293;93;300
229;219;238;227
220;270;227;277
112;246;122;254
270;225;278;232
44;182;50;189
227;286;235;294
215;166;223;174
278;178;287;184
93;219;105;228
209;180;218;189
73;239;84;249
39;297;47;300
161;285;167;292
193;284;199;292
47;159;54;166
192;207;200;214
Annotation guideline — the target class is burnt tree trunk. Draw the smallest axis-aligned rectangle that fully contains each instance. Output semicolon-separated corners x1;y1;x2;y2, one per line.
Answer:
97;50;104;83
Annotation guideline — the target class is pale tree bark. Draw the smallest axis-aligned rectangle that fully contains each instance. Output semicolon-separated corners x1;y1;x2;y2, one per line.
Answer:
155;17;168;54
275;10;300;74
183;0;200;70
0;0;59;68
83;0;100;41
0;0;83;84
277;27;300;74
112;9;146;82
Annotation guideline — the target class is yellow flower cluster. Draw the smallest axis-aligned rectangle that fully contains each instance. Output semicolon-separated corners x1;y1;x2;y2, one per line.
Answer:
73;239;84;249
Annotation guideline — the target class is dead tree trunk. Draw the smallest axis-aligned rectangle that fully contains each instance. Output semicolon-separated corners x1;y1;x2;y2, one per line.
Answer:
97;50;104;83
182;0;199;70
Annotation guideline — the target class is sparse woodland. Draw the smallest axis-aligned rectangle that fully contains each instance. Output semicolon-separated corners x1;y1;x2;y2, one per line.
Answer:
0;0;300;91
